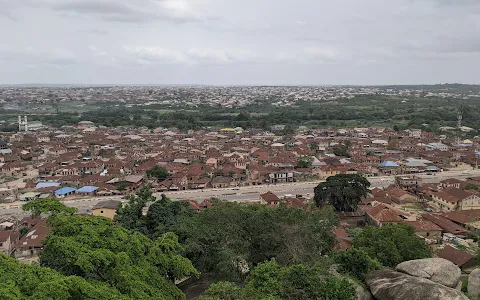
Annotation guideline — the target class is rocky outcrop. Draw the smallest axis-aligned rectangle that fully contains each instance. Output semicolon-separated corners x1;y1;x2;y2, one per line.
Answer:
468;269;480;299
366;269;469;300
395;258;461;288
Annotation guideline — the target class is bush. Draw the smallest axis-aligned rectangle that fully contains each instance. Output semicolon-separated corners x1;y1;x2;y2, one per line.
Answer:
334;248;381;281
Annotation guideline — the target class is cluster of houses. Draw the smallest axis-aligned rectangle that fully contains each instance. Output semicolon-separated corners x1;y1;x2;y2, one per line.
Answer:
0;124;479;203
329;175;480;273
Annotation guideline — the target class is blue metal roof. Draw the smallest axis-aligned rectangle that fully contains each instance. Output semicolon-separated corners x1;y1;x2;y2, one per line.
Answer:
36;182;60;189
378;161;399;167
55;187;77;195
76;186;98;193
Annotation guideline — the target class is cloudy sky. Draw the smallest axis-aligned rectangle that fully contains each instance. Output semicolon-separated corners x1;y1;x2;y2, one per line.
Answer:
0;0;479;85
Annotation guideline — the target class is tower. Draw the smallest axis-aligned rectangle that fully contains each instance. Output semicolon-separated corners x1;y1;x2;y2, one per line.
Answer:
18;116;29;132
455;111;462;146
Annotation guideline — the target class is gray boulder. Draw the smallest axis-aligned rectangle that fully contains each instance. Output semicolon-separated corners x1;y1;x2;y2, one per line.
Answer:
456;280;463;291
468;269;480;299
396;258;461;288
366;269;469;300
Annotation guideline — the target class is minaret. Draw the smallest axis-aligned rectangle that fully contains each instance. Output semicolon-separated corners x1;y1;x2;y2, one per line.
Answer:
18;116;21;131
24;116;28;132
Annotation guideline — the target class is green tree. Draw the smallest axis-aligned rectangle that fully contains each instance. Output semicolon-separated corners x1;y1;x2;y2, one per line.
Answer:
314;174;370;212
282;125;295;135
0;254;131;299
334;248;381;281
175;202;337;282
22;197;77;218
145;197;195;238
146;166;170;181
41;214;198;299
117;181;127;191
296;156;314;168
115;185;157;234
353;224;432;268
116;186;195;238
201;260;356;300
309;142;319;151
332;145;350;157
465;184;479;190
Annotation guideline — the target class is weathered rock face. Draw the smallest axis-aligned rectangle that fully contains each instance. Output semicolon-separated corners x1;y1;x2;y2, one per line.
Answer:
468;268;480;299
366;269;469;300
355;283;374;300
395;258;461;288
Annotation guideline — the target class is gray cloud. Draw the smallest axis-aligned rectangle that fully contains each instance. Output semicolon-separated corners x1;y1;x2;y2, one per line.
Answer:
1;0;480;84
49;0;205;23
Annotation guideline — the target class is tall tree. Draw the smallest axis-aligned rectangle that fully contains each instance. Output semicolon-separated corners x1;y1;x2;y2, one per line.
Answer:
332;145;350;157
146;166;170;181
0;254;131;300
353;224;432;268
116;186;195;238
296;156;314;168
175;203;337;282
22;197;77;218
41;214;198;299
200;260;356;300
314;174;370;212
115;184;157;234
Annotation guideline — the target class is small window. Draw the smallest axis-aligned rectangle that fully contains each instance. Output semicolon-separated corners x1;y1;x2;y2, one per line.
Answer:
100;210;104;214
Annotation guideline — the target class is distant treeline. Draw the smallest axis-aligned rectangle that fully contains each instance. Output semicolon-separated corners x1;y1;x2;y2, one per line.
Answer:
10;94;480;133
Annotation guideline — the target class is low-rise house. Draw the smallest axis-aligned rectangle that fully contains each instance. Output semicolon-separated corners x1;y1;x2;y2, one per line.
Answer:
364;202;412;227
124;175;144;191
211;176;233;188
332;226;352;251
0;231;19;256
76;186;98;196
437;245;475;272
403;220;442;242
378;161;400;175
395;175;423;191
92;200;121;220
440;178;463;189
268;170;295;183
54;187;76;198
437;210;480;231
430;188;480;211
14;219;50;259
386;187;418;204
0;187;16;203
260;191;280;206
422;213;470;237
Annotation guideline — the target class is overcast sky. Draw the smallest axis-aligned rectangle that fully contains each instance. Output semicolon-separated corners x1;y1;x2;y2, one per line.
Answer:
0;0;479;85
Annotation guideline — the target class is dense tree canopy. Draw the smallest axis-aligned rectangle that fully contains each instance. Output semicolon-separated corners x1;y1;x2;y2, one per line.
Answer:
200;260;356;300
41;214;198;300
353;224;432;268
22;197;77;218
0;255;130;300
114;185;157;234
314;174;370;212
115;186;195;238
334;248;382;281
174;202;338;282
296;156;314;168
332;145;350;158
146;166;170;181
